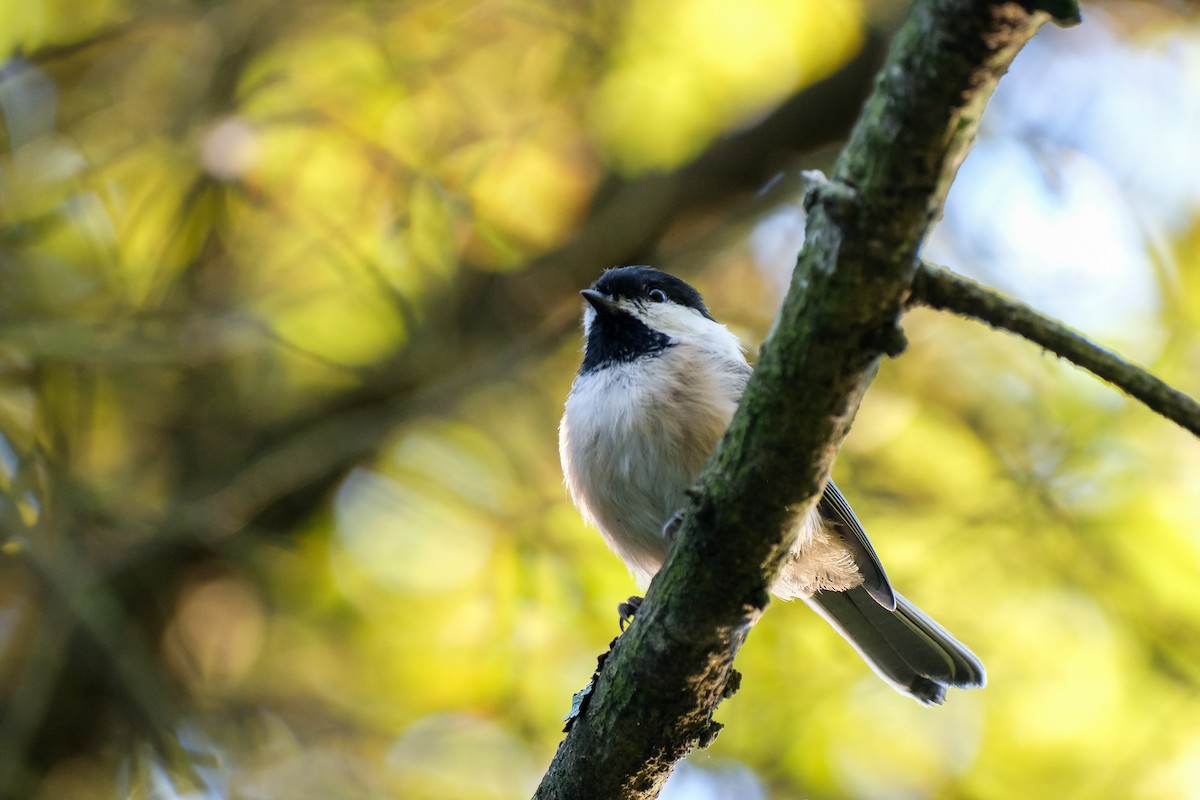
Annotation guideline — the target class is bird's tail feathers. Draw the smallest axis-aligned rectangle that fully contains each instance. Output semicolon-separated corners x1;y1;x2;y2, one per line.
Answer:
803;587;985;705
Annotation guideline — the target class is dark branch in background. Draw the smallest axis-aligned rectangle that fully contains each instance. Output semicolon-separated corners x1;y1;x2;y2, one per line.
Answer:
518;31;887;291
184;35;895;536
911;261;1200;439
535;1;1080;798
218;32;890;537
0;17;886;796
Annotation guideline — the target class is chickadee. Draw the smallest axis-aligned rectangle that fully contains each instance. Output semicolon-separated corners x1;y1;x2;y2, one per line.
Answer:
559;266;985;705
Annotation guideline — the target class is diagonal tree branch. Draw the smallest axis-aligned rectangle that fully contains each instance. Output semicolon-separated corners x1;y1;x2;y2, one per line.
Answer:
911;261;1200;438
535;1;1080;797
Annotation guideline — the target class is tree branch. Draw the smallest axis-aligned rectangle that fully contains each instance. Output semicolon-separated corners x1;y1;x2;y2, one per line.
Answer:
911;261;1200;438
535;1;1079;797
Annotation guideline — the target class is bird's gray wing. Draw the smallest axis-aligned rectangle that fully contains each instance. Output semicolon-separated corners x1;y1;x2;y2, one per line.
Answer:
818;480;897;610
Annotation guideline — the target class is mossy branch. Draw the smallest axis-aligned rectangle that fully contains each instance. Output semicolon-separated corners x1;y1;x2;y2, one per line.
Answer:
534;1;1080;798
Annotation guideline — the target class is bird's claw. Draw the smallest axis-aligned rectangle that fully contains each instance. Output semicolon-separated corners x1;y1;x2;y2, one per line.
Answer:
661;510;685;542
618;595;643;630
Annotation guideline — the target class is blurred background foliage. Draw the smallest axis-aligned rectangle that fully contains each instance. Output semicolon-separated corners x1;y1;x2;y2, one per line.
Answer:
1;0;1199;797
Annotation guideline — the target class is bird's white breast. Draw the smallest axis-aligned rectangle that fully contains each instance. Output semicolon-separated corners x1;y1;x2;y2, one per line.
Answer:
559;345;739;585
560;311;861;598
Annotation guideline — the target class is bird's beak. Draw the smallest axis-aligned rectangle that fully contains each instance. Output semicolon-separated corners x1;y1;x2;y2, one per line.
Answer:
580;289;619;315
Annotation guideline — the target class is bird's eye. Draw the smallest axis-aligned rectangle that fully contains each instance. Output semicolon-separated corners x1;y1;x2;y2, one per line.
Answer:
647;288;668;303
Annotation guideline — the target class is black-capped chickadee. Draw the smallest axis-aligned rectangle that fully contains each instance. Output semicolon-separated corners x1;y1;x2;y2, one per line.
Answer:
559;266;985;705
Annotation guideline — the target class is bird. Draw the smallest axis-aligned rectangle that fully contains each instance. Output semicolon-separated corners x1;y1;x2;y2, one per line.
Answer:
558;265;985;704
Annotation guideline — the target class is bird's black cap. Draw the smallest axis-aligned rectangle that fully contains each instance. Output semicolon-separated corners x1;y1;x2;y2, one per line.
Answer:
589;266;713;320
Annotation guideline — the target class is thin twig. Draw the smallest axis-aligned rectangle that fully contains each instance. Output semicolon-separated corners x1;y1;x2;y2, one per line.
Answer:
911;261;1200;439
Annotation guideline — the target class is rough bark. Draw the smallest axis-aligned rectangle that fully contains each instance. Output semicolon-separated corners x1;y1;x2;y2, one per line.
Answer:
534;1;1080;797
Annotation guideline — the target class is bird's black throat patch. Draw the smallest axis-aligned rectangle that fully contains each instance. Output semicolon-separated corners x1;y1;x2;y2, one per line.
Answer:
580;310;672;373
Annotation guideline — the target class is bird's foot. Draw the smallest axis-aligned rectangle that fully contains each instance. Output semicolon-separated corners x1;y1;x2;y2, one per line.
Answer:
661;509;685;542
618;595;643;630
